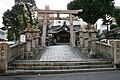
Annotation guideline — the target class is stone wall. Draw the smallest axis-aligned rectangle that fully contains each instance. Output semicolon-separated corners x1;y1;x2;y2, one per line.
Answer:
0;42;27;74
0;26;40;74
8;42;27;61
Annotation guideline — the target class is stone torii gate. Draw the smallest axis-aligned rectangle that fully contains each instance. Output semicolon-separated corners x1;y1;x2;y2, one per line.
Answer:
34;8;82;47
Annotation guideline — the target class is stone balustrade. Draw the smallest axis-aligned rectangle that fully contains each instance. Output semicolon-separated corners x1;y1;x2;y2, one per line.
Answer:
8;42;27;62
89;41;120;68
0;24;40;74
0;42;27;74
95;42;114;60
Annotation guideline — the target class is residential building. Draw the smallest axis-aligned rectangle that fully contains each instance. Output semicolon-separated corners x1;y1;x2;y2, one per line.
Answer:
0;29;7;41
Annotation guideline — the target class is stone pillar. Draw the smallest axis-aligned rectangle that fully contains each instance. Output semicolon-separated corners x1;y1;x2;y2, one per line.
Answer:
0;43;9;74
35;29;40;49
70;13;75;47
42;13;47;46
24;27;34;59
89;26;97;53
73;31;76;47
82;30;89;53
79;27;84;50
32;32;36;48
32;29;40;53
113;41;120;68
32;32;36;53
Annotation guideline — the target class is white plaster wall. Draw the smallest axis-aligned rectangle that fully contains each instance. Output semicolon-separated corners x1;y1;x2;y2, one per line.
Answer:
0;29;7;40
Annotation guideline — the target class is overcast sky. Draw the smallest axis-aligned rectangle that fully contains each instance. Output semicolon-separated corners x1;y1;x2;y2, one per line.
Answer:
0;0;120;27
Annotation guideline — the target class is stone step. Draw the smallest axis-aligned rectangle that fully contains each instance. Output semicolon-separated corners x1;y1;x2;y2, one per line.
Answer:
11;60;112;66
13;59;108;63
6;68;116;75
7;59;114;75
9;64;113;70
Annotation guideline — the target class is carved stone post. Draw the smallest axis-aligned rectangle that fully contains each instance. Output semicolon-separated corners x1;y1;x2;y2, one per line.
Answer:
70;13;75;47
0;43;9;74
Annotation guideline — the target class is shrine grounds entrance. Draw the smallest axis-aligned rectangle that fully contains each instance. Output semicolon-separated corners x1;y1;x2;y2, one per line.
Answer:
35;7;82;47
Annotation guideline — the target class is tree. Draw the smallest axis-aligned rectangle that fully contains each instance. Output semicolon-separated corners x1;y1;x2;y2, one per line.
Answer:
15;0;36;7
110;24;117;30
2;0;37;41
2;9;20;41
12;4;27;30
67;0;115;24
2;5;25;41
114;8;120;26
15;0;37;27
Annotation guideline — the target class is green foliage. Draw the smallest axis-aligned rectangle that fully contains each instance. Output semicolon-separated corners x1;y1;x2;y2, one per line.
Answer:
110;24;117;30
2;5;21;40
7;31;14;41
67;0;115;24
2;0;37;41
114;8;120;26
15;0;36;7
14;0;37;27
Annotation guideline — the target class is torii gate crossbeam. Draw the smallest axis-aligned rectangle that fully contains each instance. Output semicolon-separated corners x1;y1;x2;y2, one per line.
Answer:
34;9;82;14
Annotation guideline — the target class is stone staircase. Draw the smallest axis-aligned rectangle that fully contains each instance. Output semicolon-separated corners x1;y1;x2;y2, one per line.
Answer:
6;59;115;75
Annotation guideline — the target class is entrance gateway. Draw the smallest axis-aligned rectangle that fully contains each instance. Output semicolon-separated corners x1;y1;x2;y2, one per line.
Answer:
34;8;82;47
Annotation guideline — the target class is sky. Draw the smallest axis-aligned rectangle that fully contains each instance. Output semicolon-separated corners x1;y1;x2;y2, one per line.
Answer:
0;0;120;27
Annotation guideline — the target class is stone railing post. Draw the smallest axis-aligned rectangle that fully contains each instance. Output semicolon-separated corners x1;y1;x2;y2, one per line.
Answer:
113;41;120;68
0;43;9;74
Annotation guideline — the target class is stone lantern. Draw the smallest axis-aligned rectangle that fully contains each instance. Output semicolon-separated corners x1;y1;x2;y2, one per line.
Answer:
79;27;84;50
82;30;89;54
24;25;34;59
89;25;98;53
81;25;90;54
32;28;40;53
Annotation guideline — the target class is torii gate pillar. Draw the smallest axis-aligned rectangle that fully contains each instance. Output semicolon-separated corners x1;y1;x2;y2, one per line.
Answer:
42;13;47;46
70;13;75;47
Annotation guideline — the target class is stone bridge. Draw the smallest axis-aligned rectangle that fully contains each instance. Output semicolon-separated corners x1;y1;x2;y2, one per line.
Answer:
0;40;119;75
0;9;120;75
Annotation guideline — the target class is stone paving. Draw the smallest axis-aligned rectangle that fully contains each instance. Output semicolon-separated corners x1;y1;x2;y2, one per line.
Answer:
40;45;82;61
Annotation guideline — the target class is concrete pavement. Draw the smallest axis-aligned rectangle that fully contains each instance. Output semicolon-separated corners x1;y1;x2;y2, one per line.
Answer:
0;71;120;80
40;45;86;61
